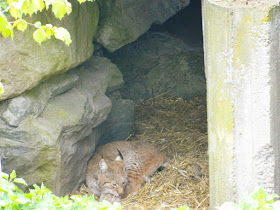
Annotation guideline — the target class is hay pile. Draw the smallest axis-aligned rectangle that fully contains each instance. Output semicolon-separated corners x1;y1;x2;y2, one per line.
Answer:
76;96;209;209
121;97;208;209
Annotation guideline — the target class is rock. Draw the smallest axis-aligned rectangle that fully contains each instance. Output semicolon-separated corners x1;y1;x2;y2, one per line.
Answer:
109;32;206;101
0;56;125;196
95;0;190;52
1;74;79;127
0;0;99;100
99;91;135;146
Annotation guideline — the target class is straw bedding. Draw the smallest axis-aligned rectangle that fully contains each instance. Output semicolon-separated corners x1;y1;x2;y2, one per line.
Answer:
77;96;209;209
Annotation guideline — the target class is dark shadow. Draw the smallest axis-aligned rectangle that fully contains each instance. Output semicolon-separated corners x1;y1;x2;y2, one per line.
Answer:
150;0;203;50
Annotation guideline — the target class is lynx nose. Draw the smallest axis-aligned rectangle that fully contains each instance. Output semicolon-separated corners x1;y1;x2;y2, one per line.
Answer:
117;187;124;197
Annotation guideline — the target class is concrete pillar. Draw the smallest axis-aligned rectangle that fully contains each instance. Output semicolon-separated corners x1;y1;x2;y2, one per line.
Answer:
202;0;280;208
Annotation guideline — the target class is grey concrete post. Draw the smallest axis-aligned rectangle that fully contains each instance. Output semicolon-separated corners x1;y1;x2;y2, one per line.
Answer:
202;0;280;208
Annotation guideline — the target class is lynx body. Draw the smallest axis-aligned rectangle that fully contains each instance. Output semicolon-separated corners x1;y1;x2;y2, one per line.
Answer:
86;140;167;202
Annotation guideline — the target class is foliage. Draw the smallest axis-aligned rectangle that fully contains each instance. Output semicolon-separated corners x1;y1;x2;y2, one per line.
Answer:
0;0;93;45
0;81;3;98
217;187;280;210
0;170;123;209
176;206;190;210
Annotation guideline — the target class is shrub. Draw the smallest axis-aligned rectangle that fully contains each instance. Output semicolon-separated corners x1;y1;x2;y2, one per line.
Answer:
0;170;123;209
217;187;280;210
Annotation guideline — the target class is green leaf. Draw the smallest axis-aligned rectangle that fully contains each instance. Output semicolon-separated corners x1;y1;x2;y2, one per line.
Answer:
26;0;35;16
0;15;8;32
52;1;67;20
65;1;71;14
176;206;190;210
44;28;52;39
0;199;9;207
0;172;8;179
21;0;42;16
44;0;50;9
53;27;71;46
77;0;93;3
17;21;27;31
32;0;44;12
14;178;28;186
77;0;86;4
6;0;13;6
42;24;54;39
14;0;26;10
13;19;28;31
0;0;8;10
33;28;47;44
9;170;16;181
0;15;13;38
34;21;41;28
9;7;20;19
2;24;13;38
0;81;4;97
21;0;28;14
15;194;30;204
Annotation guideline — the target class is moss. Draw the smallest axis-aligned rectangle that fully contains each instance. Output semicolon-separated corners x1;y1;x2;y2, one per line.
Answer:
59;110;67;118
233;13;256;68
203;1;237;205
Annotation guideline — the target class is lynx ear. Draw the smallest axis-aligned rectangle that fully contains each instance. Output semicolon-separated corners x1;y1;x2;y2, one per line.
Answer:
115;149;123;161
99;158;108;174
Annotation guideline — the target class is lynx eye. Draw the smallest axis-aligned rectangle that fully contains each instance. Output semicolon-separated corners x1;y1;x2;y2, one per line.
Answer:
122;181;126;186
112;183;118;188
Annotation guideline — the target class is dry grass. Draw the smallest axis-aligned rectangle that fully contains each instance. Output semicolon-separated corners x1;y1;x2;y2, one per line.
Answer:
76;96;209;209
121;97;208;210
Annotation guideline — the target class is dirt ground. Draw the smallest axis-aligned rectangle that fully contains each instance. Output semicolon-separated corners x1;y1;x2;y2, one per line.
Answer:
77;96;209;209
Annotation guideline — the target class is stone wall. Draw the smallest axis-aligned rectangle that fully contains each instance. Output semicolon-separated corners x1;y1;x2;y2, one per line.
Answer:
0;0;99;101
0;57;125;196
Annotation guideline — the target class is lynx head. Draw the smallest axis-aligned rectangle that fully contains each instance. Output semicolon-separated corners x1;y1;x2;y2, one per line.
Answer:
97;150;128;200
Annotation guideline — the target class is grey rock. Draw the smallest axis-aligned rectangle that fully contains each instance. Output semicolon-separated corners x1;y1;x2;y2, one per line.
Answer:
99;91;135;145
110;32;206;101
0;56;125;196
96;0;190;52
0;0;99;100
1;74;79;127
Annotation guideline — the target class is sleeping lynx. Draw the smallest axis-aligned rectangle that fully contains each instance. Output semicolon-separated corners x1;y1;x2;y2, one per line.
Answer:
86;140;167;202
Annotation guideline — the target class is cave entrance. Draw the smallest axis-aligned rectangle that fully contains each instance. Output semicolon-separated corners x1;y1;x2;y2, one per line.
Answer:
151;0;203;52
104;0;209;208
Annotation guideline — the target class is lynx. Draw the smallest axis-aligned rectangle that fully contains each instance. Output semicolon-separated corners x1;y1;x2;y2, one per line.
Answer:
86;140;167;202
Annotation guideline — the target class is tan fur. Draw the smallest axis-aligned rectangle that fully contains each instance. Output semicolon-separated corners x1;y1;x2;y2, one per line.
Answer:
86;140;167;202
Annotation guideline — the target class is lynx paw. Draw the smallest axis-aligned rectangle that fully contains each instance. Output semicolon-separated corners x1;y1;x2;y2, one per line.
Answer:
143;175;151;183
162;162;169;167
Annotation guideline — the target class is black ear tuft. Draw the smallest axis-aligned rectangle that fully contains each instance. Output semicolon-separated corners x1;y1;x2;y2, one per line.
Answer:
116;149;124;161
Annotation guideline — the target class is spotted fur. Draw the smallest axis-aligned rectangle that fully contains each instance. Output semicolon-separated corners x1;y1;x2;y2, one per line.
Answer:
86;140;167;202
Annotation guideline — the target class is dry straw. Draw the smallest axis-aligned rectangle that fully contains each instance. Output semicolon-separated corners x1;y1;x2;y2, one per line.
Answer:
76;97;209;210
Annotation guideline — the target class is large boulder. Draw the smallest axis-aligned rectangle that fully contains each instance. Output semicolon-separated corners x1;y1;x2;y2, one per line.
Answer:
99;91;135;146
95;0;190;52
0;56;126;196
109;32;206;101
0;0;99;100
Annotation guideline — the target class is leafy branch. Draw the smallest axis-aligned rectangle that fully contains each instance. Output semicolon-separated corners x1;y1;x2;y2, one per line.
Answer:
0;170;124;209
0;0;93;45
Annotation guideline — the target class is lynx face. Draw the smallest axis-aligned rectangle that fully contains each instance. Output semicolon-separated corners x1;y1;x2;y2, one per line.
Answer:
97;158;128;200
